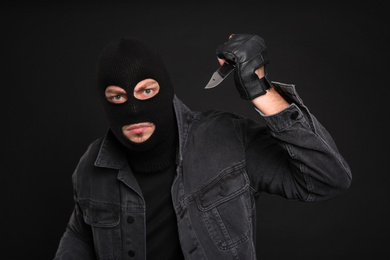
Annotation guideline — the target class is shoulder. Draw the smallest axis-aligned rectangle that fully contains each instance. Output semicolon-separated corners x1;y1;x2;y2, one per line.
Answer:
79;137;104;166
194;109;245;123
175;96;244;124
187;109;251;141
72;136;105;180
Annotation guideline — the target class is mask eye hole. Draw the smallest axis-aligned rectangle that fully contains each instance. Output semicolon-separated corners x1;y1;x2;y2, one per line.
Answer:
105;86;128;104
134;79;160;100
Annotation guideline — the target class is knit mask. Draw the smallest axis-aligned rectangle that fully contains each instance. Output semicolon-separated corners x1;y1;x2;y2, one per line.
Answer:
96;37;175;151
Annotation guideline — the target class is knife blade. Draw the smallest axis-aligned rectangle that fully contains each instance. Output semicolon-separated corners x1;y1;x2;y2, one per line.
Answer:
204;62;235;89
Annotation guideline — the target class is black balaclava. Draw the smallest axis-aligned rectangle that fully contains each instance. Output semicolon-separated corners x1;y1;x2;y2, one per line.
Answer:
96;38;176;163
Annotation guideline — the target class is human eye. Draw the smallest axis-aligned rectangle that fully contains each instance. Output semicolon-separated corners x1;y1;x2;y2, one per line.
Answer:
134;79;160;100
108;94;127;104
143;89;154;95
105;86;128;104
113;95;125;101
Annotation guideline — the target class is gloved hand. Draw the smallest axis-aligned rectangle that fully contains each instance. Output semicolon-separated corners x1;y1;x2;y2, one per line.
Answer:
216;34;272;100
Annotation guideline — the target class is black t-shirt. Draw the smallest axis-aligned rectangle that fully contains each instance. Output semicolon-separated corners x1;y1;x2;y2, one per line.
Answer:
133;164;184;260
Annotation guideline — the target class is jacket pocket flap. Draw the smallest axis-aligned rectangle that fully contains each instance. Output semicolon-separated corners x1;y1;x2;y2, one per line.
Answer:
79;199;120;228
196;162;249;211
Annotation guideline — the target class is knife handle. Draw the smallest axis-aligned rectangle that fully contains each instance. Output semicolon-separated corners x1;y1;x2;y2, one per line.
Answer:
218;62;235;77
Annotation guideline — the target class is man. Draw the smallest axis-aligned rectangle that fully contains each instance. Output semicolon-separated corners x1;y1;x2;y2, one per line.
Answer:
54;34;351;259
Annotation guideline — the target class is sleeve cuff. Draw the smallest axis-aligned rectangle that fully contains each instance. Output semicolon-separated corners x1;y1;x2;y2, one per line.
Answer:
255;103;304;132
254;81;316;132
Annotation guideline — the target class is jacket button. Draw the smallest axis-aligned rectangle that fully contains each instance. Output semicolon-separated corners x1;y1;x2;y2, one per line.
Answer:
127;216;134;224
128;250;135;257
290;111;299;120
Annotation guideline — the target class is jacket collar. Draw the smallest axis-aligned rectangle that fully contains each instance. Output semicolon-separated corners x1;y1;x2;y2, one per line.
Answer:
94;95;194;169
94;130;127;169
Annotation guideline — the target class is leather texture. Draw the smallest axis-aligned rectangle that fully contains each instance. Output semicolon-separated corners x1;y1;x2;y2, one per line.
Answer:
216;34;271;100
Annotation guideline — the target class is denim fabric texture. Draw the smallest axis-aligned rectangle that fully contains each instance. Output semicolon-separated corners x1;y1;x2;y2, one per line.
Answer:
54;82;351;260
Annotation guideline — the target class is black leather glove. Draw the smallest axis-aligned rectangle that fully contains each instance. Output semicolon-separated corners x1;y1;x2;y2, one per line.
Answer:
216;34;272;100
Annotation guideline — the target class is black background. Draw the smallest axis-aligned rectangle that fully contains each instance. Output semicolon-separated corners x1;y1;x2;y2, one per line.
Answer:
1;1;389;259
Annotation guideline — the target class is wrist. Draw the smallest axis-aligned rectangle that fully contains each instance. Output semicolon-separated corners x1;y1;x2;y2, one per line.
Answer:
251;87;290;115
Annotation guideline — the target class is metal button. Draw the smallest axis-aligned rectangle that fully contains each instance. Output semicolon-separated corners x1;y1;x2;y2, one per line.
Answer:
291;111;299;120
128;250;135;257
127;216;134;224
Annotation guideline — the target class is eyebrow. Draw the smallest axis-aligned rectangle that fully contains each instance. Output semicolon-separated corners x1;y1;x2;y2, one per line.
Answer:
106;88;127;94
138;81;158;89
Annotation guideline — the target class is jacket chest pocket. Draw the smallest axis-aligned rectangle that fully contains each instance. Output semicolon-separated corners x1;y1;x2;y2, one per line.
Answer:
80;200;122;260
195;162;252;251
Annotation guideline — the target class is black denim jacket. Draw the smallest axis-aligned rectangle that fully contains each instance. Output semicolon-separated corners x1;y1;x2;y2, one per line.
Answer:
55;82;351;260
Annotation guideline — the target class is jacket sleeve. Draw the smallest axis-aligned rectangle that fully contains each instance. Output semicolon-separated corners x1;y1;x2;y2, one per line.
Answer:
54;187;96;259
245;82;352;201
54;199;96;259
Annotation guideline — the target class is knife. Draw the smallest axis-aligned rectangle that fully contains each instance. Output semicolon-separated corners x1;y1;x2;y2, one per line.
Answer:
204;62;236;89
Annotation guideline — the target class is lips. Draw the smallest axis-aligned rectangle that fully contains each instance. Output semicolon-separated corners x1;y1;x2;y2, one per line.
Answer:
125;123;153;134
